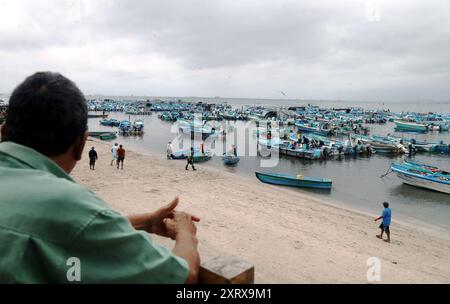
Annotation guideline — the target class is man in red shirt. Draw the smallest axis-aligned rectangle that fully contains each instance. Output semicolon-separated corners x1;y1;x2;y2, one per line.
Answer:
117;145;126;170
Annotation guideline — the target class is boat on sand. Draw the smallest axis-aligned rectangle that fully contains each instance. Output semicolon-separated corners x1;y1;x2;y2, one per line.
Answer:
255;172;332;189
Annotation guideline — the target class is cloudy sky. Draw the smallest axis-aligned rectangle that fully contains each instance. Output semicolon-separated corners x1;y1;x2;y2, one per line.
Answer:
0;0;449;101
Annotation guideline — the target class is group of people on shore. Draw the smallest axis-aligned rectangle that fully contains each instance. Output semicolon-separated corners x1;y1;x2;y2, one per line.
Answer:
88;143;126;170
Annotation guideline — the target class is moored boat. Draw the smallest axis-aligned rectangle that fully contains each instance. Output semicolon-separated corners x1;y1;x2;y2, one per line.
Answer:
391;162;450;194
100;119;120;127
223;155;240;166
88;131;117;141
171;149;211;162
255;172;332;189
394;120;428;132
193;152;212;163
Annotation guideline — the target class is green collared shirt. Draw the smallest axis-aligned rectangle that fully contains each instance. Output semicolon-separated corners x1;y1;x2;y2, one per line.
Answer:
0;142;189;283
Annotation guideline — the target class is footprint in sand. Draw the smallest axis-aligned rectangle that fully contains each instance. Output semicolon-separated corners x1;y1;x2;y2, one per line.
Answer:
144;189;160;194
294;241;303;250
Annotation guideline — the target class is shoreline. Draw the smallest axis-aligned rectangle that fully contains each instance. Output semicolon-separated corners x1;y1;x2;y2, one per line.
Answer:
234;171;450;241
71;138;450;283
114;140;450;241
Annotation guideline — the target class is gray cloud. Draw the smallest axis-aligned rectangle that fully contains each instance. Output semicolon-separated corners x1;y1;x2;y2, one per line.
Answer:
0;0;449;101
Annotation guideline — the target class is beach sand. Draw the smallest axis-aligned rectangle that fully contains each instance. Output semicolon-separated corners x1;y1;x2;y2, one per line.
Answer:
71;139;450;283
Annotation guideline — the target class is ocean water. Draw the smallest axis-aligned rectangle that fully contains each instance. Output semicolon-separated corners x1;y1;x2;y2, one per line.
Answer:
88;99;450;234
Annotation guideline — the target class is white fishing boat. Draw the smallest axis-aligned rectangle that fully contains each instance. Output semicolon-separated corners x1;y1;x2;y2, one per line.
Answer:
391;161;450;194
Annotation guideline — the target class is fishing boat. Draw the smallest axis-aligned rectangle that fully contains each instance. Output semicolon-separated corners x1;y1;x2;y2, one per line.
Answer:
439;124;450;131
118;120;131;135
100;119;120;127
125;107;141;115
394;120;428;132
171;149;199;160
430;143;450;154
255;172;332;189
391;161;450;194
193;152;212;163
171;149;211;162
295;122;332;137
131;120;144;133
223;155;240;166
88;131;117;141
88;113;108;119
178;125;217;140
278;144;323;160
353;135;407;154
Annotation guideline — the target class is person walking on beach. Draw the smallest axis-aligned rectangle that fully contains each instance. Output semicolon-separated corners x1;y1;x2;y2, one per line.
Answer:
117;145;125;170
375;202;392;243
89;147;98;170
167;141;173;159
111;143;118;166
186;147;196;171
0;72;200;284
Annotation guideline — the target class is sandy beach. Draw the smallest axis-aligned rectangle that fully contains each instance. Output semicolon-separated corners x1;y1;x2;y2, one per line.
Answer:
71;139;450;284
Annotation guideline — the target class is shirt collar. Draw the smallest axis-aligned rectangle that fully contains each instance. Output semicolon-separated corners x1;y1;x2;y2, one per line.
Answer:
0;141;74;182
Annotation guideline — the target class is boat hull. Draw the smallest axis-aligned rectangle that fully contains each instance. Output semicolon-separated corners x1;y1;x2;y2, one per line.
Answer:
394;121;428;132
255;172;332;189
279;145;322;160
395;172;450;194
391;163;450;194
223;156;240;166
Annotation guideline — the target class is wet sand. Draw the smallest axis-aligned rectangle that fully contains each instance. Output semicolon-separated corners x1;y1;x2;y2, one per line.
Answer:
71;138;450;283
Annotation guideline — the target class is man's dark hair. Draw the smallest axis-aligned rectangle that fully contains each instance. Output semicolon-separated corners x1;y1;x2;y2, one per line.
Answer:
383;202;389;208
2;72;88;156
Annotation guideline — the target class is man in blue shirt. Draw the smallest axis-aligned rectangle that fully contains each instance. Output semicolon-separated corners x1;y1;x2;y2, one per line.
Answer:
375;202;391;243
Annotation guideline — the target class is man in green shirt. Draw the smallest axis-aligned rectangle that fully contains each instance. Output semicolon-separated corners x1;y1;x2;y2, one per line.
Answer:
0;72;200;283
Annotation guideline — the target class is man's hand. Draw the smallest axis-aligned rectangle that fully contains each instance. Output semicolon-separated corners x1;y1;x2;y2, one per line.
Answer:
166;211;201;284
164;212;198;241
128;197;200;238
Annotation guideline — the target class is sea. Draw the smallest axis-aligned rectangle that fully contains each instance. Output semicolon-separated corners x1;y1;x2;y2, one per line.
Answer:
68;97;450;235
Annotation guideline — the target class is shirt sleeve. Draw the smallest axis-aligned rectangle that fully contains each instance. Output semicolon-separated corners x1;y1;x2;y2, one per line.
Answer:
64;210;189;284
382;210;387;218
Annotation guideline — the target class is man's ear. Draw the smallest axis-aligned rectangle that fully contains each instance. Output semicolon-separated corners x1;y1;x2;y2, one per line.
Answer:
74;131;88;161
0;124;5;140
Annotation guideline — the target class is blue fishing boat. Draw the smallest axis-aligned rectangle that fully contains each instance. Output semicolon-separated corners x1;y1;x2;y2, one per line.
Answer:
223;155;240;166
193;152;212;163
100;119;120;127
255;172;332;189
118;120;131;135
279;143;323;160
171;149;211;162
394;120;428;132
391;162;450;194
295;122;331;137
171;148;200;160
